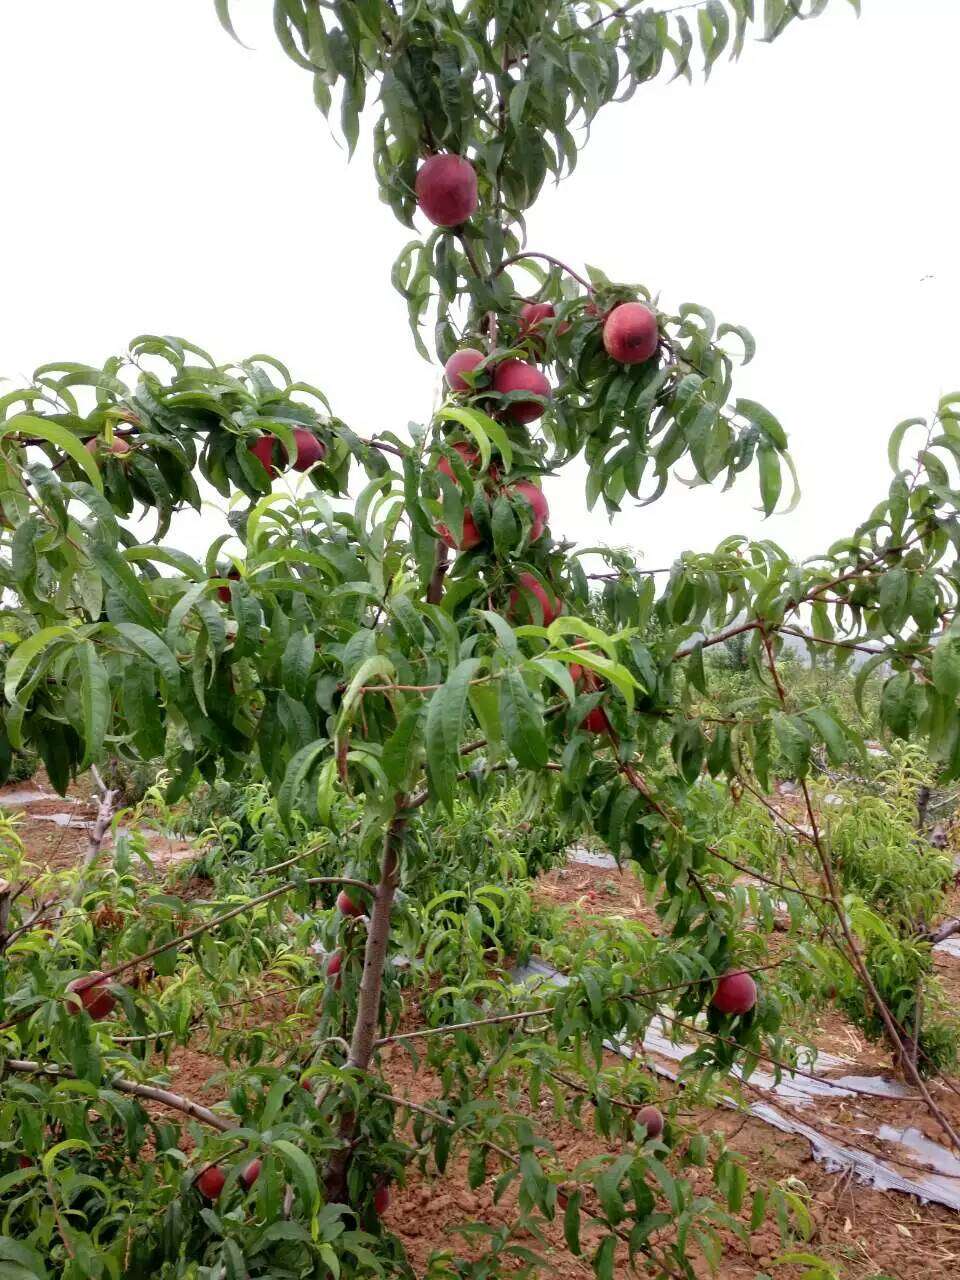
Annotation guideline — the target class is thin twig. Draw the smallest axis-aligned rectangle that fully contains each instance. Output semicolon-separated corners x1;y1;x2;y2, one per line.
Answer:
493;252;593;292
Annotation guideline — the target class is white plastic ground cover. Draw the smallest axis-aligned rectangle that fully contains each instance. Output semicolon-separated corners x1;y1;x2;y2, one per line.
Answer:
511;958;960;1212
568;847;618;870
0;787;56;806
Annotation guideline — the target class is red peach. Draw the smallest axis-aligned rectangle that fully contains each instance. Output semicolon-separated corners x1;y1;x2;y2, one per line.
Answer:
636;1106;663;1138
444;348;485;392
239;1158;262;1190
248;435;286;478
326;951;343;987
85;436;131;456
437;509;482;551
373;1183;391;1215
581;707;611;735
509;480;549;541
217;567;240;605
520;301;555;332
438;441;481;481
291;428;325;472
415;154;478;228
196;1165;226;1200
492;360;551;425
66;972;116;1021
711;970;757;1016
336;890;364;918
602;302;659;365
508;573;560;626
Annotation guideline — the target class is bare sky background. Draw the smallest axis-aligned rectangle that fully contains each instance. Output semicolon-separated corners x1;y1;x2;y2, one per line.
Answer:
1;0;956;568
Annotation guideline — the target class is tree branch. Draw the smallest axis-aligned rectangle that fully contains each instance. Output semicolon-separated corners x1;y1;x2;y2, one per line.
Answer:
493;252;593;292
3;1058;234;1132
0;874;376;1033
758;627;960;1153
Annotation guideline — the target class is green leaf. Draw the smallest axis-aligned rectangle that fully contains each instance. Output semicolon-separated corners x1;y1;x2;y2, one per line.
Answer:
2;414;103;493
563;1189;582;1256
281;630;316;700
0;1236;49;1279
854;651;888;714
716;322;756;365
878;566;909;633
887;417;925;471
214;0;250;46
772;712;811;778
500;669;548;769
123;663;164;758
382;707;422;788
339;655;396;721
909;573;938;631
278;739;328;829
687;642;707;695
114;623;181;688
125;545;205;580
436;405;513;471
479;609;520;660
90;541;157;629
881;670;921;739
425;659;481;814
468;682;502;751
757;443;782;516
804;706;848;765
594;1235;616;1280
4;626;76;704
736;398;787;449
932;634;960;702
10;517;38;598
75;641;109;769
270;1140;320;1214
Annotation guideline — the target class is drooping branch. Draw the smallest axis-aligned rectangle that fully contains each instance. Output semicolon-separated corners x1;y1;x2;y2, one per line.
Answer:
757;628;960;1153
3;1058;234;1132
493;252;594;293
373;959;786;1050
0;874;376;1034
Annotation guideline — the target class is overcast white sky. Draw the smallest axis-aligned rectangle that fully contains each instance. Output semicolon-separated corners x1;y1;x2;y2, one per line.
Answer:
1;0;957;569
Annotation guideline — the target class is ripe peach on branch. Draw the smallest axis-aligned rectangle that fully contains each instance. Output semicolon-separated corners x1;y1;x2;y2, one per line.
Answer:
508;573;561;626
491;360;552;424
506;479;549;542
65;972;117;1021
444;348;486;392
415;154;478;228
711;970;757;1015
603;302;660;365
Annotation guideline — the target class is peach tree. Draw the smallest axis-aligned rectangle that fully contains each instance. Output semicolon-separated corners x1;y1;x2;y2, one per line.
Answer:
5;0;960;1276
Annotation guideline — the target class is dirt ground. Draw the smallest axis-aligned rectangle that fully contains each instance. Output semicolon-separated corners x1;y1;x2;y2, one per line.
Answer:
5;776;960;1278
